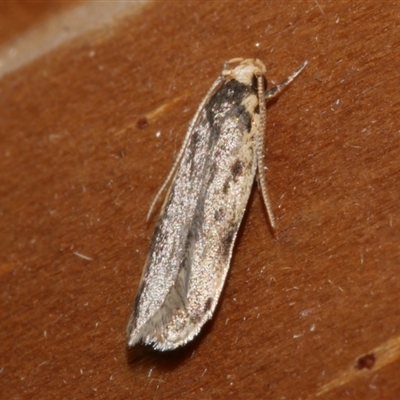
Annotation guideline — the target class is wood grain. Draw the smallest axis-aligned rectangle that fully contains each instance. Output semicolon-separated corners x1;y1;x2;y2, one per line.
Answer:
1;1;400;399
0;2;74;46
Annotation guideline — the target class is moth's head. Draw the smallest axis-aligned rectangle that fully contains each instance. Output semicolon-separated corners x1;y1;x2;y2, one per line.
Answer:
222;58;267;85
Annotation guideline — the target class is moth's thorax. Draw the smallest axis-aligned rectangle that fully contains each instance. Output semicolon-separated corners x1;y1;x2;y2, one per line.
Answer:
222;58;267;86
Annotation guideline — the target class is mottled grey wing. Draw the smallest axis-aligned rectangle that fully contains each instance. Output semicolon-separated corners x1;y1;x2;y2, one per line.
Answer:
128;79;260;350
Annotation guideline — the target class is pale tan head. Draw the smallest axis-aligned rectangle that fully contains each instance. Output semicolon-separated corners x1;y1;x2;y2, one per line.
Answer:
221;58;267;85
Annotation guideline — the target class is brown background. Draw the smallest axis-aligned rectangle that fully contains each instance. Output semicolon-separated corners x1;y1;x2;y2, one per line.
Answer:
1;1;400;399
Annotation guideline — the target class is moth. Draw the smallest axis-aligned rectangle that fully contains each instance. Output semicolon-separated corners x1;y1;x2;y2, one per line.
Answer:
127;58;307;350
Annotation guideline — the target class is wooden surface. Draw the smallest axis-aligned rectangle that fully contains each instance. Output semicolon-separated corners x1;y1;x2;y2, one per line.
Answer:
1;1;400;399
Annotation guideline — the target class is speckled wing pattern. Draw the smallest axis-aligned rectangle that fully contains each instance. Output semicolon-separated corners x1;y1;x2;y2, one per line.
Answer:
127;58;307;350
